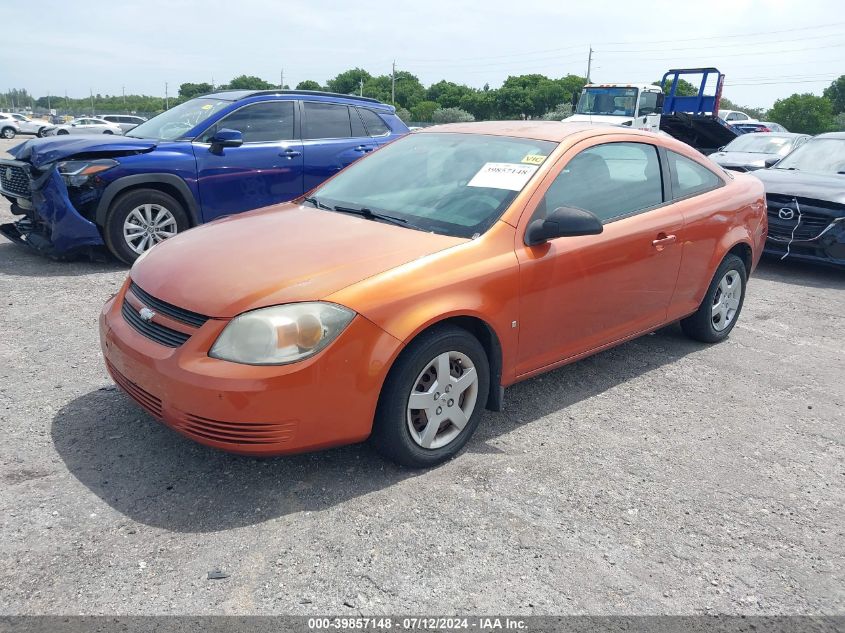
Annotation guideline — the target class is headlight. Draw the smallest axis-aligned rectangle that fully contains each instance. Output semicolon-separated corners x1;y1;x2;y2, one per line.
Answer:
56;158;118;187
209;302;355;365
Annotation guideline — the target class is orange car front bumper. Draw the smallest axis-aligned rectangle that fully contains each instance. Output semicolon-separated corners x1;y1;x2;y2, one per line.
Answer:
99;288;403;456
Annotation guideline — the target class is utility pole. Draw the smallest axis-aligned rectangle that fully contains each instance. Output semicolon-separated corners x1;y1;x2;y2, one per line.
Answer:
586;46;593;83
165;82;169;110
211;77;215;91
391;60;396;105
359;78;363;97
280;69;284;90
90;88;94;115
122;85;126;109
47;93;51;112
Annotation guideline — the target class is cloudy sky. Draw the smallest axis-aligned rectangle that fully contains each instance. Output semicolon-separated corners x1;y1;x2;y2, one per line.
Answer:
2;0;842;108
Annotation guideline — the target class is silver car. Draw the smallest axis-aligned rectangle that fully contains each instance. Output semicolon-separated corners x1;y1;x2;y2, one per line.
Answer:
95;114;147;133
708;132;811;172
8;113;51;136
44;117;124;136
0;114;20;139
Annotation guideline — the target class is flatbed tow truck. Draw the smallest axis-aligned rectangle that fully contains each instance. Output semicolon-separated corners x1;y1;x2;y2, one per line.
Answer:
565;67;740;154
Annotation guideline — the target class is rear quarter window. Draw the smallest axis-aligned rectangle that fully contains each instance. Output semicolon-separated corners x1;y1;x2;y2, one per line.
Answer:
358;108;390;136
667;151;724;199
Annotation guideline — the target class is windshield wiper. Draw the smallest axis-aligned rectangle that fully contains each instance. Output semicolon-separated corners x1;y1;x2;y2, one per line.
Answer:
302;196;332;210
332;204;409;227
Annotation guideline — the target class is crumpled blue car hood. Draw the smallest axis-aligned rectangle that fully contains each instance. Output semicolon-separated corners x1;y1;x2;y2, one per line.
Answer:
9;135;158;168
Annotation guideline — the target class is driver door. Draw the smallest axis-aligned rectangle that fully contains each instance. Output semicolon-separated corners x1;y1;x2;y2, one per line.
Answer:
193;101;304;221
514;139;684;377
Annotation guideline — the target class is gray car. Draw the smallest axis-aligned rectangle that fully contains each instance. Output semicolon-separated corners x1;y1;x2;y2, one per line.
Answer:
708;132;810;172
96;114;148;133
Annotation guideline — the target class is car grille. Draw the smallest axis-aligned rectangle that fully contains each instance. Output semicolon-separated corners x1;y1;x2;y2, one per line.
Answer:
766;197;836;242
0;162;31;198
172;413;298;446
121;282;209;348
105;360;163;419
129;282;209;328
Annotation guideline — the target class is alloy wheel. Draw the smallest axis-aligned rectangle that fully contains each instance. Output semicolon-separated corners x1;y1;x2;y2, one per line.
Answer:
123;203;178;254
406;351;479;450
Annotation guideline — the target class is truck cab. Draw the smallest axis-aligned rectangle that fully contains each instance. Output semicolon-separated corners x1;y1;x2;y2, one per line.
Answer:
565;84;665;131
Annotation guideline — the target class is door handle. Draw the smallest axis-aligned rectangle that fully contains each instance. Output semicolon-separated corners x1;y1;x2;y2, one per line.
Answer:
652;233;677;250
280;149;302;158
354;145;374;153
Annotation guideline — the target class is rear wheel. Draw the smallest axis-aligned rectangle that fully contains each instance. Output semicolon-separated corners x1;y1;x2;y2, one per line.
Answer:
36;127;46;138
103;130;113;135
371;325;489;468
103;189;189;265
1;127;15;139
57;129;69;135
680;253;747;343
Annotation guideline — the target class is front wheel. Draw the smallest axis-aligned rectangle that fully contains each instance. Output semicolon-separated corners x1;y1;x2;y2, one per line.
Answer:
57;129;69;135
103;189;189;265
681;253;747;343
1;127;15;139
36;127;46;138
103;130;113;135
371;325;489;468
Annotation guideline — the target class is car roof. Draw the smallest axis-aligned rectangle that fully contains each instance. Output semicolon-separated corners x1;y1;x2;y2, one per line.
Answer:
732;132;804;139
815;132;845;140
201;89;391;109
417;120;634;142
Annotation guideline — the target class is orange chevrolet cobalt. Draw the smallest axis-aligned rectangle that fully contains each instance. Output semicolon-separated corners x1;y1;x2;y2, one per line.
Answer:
100;122;766;468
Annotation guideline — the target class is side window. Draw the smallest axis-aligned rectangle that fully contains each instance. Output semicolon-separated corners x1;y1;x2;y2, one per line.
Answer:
726;112;737;121
638;92;659;116
539;142;663;223
201;101;294;143
303;102;352;139
667;151;723;199
350;108;367;137
358;108;390;136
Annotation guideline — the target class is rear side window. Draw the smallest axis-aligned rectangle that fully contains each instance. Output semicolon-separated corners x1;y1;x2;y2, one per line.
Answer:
350;108;367;137
303;102;353;139
539;142;663;223
202;101;295;143
358;108;390;136
667;151;723;199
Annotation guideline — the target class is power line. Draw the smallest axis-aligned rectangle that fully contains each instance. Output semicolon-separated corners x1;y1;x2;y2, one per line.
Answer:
599;31;845;53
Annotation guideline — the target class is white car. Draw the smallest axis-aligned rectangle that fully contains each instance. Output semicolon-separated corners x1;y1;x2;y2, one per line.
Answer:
95;114;147;133
7;113;51;136
44;117;124;136
0;114;21;139
718;109;758;125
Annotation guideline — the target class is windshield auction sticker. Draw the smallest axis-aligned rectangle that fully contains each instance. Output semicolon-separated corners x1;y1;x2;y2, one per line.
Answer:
521;154;547;165
467;162;539;191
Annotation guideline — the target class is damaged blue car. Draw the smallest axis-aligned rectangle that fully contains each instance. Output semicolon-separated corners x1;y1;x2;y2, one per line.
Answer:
0;90;408;264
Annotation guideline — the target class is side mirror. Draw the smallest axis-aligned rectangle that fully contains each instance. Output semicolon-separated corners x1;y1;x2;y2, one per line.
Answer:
570;92;579;108
209;128;243;150
717;146;725;152
525;206;603;246
764;157;780;168
656;92;665;110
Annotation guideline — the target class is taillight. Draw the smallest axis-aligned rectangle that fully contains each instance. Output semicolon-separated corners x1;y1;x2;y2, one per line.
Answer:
759;126;771;132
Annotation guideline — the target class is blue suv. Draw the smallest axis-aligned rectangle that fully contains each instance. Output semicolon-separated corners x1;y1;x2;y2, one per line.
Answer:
0;90;408;263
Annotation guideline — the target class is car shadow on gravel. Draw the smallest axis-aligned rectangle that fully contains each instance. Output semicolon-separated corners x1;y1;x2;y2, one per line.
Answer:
0;241;124;277
754;255;845;290
51;324;703;534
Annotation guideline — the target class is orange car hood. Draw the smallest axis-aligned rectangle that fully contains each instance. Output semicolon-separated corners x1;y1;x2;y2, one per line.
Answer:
130;203;467;318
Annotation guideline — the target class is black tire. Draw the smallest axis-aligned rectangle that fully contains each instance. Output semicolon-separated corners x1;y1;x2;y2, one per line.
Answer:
681;253;747;343
371;324;489;468
1;126;15;139
57;129;69;135
103;188;190;265
36;127;46;138
103;130;113;135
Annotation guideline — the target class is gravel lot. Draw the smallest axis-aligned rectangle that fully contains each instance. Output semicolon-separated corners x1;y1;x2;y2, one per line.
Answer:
0;135;842;616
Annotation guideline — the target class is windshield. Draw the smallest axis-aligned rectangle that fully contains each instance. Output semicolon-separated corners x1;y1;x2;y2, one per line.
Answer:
576;87;638;117
774;138;845;174
309;133;557;238
127;97;230;140
724;134;796;156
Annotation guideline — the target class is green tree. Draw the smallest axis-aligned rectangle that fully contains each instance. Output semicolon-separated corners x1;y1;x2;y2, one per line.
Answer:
654;78;698;96
431;107;474;124
326;68;372;95
296;80;323;91
426;80;474;109
394;107;412;123
768;93;834;134
823;75;845;114
178;82;213;99
410;100;439;122
227;75;275;90
459;90;497;120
